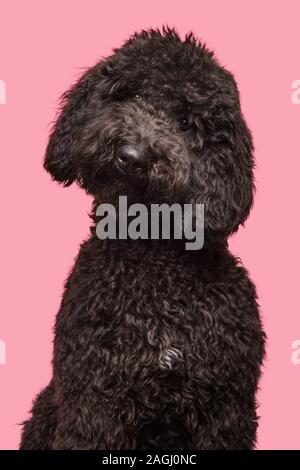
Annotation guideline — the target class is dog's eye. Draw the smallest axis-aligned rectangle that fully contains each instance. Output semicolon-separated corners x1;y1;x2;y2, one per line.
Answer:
179;115;191;131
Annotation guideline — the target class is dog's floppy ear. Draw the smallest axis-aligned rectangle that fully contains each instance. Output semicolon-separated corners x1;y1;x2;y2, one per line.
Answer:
201;111;254;235
44;70;97;186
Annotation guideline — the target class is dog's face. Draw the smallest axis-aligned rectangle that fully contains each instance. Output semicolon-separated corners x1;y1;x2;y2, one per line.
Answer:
44;28;254;234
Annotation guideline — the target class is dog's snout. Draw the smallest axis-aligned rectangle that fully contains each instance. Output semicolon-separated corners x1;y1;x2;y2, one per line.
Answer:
117;145;148;174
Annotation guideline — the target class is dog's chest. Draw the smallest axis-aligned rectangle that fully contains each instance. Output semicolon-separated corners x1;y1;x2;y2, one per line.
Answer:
90;247;210;373
73;241;249;383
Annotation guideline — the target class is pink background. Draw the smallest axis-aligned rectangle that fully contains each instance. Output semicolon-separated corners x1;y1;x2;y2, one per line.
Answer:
0;0;299;450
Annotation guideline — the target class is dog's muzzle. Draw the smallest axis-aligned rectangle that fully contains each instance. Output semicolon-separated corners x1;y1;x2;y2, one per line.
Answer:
117;144;150;175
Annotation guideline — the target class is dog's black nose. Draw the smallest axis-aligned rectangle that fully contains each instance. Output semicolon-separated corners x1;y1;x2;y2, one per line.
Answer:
117;145;147;173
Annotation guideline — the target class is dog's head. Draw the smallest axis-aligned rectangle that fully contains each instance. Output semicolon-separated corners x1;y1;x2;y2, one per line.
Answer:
44;27;254;235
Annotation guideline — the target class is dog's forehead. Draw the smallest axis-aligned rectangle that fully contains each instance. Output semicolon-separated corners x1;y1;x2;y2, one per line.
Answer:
109;35;216;101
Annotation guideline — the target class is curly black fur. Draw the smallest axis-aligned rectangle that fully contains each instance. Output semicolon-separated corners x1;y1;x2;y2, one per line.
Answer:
20;27;265;450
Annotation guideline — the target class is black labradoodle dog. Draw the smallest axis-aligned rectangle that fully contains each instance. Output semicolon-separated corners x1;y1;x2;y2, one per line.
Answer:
20;28;265;450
